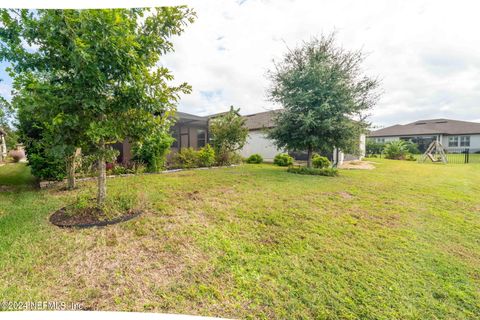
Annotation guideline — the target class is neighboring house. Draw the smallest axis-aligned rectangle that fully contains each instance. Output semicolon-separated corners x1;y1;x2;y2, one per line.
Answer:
239;110;284;161
0;128;7;162
368;118;480;152
115;109;365;165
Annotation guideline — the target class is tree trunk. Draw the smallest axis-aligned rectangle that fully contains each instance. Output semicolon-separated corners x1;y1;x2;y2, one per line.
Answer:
307;146;313;168
97;140;107;207
66;148;80;190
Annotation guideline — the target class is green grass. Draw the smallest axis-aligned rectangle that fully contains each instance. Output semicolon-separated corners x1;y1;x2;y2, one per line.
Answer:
0;163;36;186
1;160;480;319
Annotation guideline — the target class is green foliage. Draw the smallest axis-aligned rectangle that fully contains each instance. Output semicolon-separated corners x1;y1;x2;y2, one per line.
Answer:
312;154;331;168
0;8;195;202
132;131;173;172
197;144;216;167
267;34;379;165
246;154;263;164
27;149;66;181
209;106;248;165
287;166;339;176
383;140;408;160
109;162;146;176
366;140;385;156
273;153;294;166
404;140;420;154
171;147;199;169
15;105;66;180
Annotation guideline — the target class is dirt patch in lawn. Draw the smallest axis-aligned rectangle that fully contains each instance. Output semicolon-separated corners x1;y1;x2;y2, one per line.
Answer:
339;160;375;170
50;207;143;228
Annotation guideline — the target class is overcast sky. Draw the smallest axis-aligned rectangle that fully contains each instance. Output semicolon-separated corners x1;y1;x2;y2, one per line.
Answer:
2;0;480;127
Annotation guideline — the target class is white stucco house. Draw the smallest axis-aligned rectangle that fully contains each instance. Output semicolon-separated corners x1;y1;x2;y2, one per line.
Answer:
239;110;284;161
239;109;365;164
140;109;365;166
368;118;480;152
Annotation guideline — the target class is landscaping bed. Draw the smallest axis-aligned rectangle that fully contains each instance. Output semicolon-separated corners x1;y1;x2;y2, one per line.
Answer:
50;207;142;228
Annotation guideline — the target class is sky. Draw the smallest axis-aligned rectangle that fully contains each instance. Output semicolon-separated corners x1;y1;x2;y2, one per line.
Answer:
2;0;480;128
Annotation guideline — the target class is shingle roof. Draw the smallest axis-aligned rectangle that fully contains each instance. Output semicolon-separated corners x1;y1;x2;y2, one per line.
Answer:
243;109;282;131
369;119;480;137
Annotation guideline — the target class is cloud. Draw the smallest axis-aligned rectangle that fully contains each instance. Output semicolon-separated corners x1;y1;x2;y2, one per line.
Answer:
1;1;479;127
162;0;480;126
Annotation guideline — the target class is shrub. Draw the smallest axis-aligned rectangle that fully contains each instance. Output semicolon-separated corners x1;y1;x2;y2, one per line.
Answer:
26;147;66;181
77;154;97;177
366;140;385;156
215;149;242;166
312;154;330;168
287;166;338;176
130;161;146;174
273;153;294;166
383;140;408;160
132;132;173;172
246;154;263;164
404;140;420;154
111;165;129;175
9;149;25;163
228;152;243;165
171;147;198;169
197;144;215;167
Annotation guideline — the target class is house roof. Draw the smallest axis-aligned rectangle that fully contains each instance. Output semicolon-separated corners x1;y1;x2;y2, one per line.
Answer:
243;109;282;131
174;109;282;131
369;119;480;137
174;111;208;126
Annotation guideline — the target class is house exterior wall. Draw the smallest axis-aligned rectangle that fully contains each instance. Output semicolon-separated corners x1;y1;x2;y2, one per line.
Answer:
240;130;283;161
441;134;480;149
369;133;480;152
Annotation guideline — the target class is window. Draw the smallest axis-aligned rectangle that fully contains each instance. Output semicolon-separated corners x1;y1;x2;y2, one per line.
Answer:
171;127;179;148
376;138;385;143
197;129;206;148
460;136;470;147
448;136;458;147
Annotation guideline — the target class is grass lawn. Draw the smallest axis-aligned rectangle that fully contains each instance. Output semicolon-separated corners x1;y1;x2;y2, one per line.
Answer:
0;160;480;319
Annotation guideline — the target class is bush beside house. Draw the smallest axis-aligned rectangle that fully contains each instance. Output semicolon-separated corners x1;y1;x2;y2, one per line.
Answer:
246;154;263;164
197;144;216;167
273;153;294;166
170;145;219;169
312;154;330;169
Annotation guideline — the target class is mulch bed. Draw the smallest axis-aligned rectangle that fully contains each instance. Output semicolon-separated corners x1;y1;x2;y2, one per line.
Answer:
50;207;142;228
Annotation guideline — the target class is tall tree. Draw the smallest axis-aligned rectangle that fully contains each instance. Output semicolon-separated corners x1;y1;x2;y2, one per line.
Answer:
267;34;379;167
0;8;194;204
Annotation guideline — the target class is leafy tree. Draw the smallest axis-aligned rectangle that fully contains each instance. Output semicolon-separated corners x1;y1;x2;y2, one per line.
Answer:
0;8;195;205
209;106;248;165
267;34;380;167
15;92;67;180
